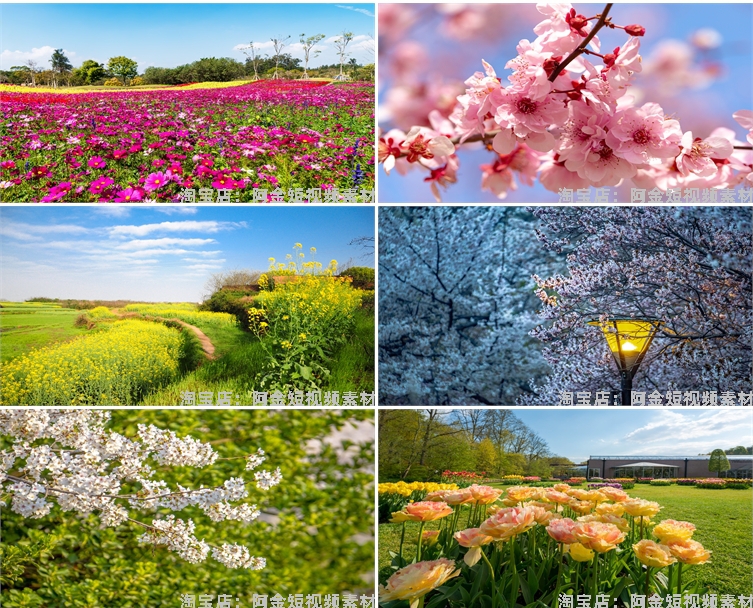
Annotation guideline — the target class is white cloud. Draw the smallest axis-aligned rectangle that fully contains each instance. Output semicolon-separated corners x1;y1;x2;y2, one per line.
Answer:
183;258;226;264
620;410;753;455
152;207;199;216
92;206;131;218
336;5;375;17
0;46;77;70
109;220;245;237
186;263;225;271
0;221;90;242
234;41;276;52
115;238;217;251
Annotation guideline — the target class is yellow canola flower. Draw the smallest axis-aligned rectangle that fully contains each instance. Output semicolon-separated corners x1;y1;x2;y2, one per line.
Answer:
1;320;182;405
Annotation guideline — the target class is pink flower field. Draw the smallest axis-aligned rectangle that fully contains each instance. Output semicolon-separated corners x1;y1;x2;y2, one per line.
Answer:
0;80;375;202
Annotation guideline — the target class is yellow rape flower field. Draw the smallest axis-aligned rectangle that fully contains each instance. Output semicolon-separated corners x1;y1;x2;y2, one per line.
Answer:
123;303;236;327
1;319;183;405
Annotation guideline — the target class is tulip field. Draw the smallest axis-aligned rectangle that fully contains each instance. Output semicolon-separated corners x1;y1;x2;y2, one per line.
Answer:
378;481;753;606
0;80;375;202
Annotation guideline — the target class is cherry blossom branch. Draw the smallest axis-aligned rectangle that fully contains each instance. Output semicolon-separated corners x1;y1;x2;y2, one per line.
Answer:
549;3;614;81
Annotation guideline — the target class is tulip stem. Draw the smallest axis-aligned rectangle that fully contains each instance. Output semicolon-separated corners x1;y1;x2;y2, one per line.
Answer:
481;548;496;607
532;527;536;560
575;561;579;595
416;521;425;562
510;539;518;608
592;554;598;600
554;543;564;608
677;562;683;595
645;566;652;596
399;522;406;562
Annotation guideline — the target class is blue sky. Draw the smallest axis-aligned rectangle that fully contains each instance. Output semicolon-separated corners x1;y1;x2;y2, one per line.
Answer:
379;3;753;203
1;4;375;71
504;409;753;463
0;205;375;302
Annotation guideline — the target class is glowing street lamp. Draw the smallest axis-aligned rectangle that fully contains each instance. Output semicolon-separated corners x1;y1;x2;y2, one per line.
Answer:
588;318;663;405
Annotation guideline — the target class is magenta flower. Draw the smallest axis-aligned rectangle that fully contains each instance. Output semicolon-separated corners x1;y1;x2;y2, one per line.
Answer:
88;156;106;169
114;186;144;202
212;174;235;189
89;176;114;194
144;171;168;191
41;182;72;202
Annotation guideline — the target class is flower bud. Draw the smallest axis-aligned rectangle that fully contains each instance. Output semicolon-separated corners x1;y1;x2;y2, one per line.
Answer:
625;24;646;37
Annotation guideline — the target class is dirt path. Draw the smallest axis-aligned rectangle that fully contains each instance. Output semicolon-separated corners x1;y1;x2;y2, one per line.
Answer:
110;310;216;360
168;318;216;360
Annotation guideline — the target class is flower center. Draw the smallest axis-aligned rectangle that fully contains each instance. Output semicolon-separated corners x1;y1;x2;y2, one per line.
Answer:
632;128;650;145
516;98;538;115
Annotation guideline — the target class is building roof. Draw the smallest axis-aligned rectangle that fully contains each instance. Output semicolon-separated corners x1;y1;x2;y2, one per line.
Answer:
590;455;752;461
615;462;679;468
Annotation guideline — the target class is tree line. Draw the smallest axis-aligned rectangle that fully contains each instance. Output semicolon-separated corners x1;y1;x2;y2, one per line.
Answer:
379;409;575;481
1;32;374;88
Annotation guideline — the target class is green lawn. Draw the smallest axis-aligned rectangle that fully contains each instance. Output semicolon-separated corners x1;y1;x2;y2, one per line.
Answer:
0;305;86;362
378;485;753;596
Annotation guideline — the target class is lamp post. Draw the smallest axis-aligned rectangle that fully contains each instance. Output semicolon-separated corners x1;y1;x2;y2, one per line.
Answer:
588;318;662;405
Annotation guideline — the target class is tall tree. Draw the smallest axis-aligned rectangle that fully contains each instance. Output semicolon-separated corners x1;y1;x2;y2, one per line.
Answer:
107;56;138;85
24;59;38;86
299;33;325;79
708;449;731;477
524;207;752;403
270;36;291;79
379;207;562;404
75;59;107;85
333;31;354;79
240;42;263;80
49;49;73;88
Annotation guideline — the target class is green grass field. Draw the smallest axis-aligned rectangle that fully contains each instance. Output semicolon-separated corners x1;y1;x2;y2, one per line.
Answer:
378;485;753;596
0;303;87;362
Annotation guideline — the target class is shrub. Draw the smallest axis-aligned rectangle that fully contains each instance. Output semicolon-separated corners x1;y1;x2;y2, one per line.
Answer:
339;266;374;290
696;479;727;489
360;289;375;312
650;479;673;486
676;478;698;486
87;306;116;319
103;77;122;87
636;477;654;484
130;76;146;86
200;290;251;329
724;481;752;490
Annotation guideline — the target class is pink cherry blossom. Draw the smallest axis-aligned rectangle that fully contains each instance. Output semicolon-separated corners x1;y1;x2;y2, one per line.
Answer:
533;3;592;56
733;110;753;145
402;126;455;166
675;131;733;177
605;102;682;164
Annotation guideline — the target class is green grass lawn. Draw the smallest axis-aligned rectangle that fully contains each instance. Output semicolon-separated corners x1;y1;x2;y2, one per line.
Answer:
628;484;753;596
0;304;86;362
378;485;753;595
